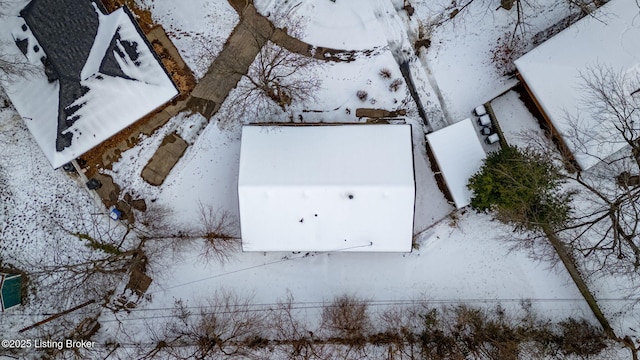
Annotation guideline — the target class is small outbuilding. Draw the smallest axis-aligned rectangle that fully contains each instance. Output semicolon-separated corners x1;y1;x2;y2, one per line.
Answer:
238;124;416;252
426;118;487;209
0;273;22;311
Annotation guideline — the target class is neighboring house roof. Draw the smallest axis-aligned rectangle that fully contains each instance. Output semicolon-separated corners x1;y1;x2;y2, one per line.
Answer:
238;124;416;252
426;118;486;209
0;0;178;168
514;0;640;171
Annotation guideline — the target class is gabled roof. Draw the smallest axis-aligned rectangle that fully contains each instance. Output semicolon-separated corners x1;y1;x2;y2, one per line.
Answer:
238;124;416;252
0;0;178;168
514;0;640;170
426;118;487;208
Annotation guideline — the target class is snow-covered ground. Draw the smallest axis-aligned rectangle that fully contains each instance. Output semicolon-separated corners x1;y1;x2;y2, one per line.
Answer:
256;0;388;50
142;211;594;319
99;211;598;353
491;89;548;148
138;0;238;79
0;96;124;337
2;0;637;357
99;0;607;344
417;0;577;122
112;0;454;235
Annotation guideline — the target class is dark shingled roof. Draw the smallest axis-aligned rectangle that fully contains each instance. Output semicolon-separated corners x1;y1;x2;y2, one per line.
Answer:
21;0;106;152
21;0;101;82
4;0;178;168
99;33;135;80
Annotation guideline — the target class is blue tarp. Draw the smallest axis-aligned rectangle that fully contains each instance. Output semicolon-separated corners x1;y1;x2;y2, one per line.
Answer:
110;207;122;220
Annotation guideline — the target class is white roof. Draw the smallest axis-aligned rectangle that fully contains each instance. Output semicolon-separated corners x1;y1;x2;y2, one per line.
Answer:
0;5;178;168
238;124;415;252
426;118;486;208
514;0;640;170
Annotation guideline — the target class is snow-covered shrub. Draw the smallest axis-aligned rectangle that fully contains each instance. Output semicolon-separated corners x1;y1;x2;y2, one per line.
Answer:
379;68;392;79
356;90;368;102
490;33;527;76
389;78;403;92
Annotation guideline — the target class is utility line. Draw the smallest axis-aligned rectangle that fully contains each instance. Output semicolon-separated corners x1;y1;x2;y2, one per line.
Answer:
99;298;635;323
147;242;374;294
3;297;638;317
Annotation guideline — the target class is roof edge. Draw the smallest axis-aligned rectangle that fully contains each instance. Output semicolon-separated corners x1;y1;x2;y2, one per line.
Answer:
120;5;179;95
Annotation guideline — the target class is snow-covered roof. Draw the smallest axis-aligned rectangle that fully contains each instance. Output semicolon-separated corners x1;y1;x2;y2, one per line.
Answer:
514;0;640;170
426;118;486;209
238;124;416;252
0;0;178;168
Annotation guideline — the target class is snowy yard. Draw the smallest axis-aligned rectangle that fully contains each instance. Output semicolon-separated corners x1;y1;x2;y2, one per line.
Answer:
101;0;612;345
490;89;548;148
138;0;239;79
128;211;595;319
0;96;123;335
417;0;577;122
1;0;638;358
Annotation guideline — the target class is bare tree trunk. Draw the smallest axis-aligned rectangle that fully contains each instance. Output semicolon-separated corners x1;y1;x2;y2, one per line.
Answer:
542;225;616;339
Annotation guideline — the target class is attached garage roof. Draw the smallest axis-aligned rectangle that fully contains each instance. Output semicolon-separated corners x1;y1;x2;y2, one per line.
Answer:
238;124;416;252
514;0;639;170
426;118;486;209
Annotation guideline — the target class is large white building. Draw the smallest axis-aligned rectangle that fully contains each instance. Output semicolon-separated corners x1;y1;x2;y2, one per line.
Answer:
238;124;416;252
515;0;640;170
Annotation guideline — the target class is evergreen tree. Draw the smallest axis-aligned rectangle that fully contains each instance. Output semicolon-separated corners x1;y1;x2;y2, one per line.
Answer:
468;146;572;232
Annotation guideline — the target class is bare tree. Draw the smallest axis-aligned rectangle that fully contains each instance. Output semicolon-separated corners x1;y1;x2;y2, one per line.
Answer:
320;294;372;359
188;31;225;80
144;291;267;359
559;65;640;272
568;65;640;167
420;0;609;77
268;292;328;360
12;200;230;313
0;47;34;82
120;291;613;359
223;43;321;124
195;203;241;264
13;205;143;307
321;295;371;339
0;5;38;85
376;302;431;359
0;0;34;83
133;202;241;264
219;14;322;125
432;0;603;33
134;203;175;240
